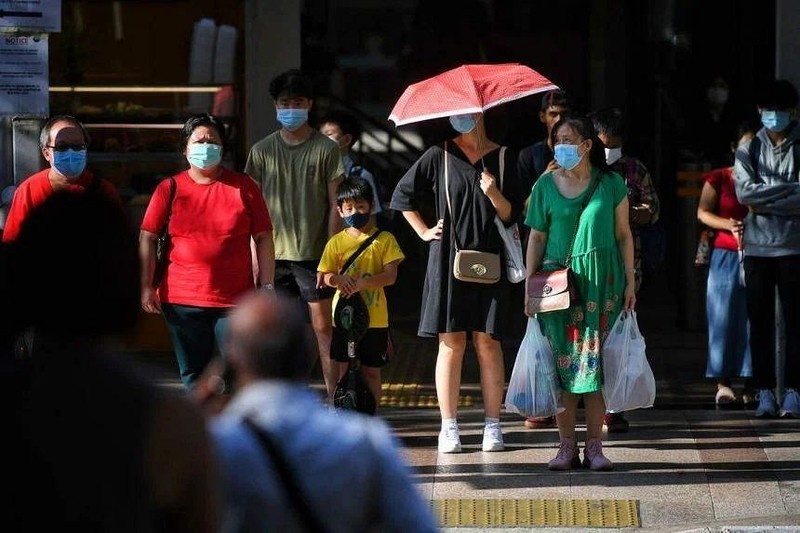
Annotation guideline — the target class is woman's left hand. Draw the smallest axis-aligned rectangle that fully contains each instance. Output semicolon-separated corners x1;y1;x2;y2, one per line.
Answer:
479;170;498;196
623;283;636;311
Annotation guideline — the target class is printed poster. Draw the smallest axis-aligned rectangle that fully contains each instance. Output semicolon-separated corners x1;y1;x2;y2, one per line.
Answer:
0;0;61;33
0;33;47;115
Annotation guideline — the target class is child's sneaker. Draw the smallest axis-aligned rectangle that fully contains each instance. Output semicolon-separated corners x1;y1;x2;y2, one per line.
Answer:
779;388;800;418
548;437;580;471
482;422;505;452
754;389;778;418
438;423;462;453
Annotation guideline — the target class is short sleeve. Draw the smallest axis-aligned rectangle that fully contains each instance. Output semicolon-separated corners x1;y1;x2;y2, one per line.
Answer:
608;171;628;205
140;178;173;234
317;234;341;274
525;173;551;231
704;168;724;194
390;146;440;212
241;175;272;234
380;232;405;265
323;141;345;183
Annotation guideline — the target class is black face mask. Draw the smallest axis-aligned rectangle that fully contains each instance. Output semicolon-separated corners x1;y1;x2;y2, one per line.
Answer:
344;213;370;229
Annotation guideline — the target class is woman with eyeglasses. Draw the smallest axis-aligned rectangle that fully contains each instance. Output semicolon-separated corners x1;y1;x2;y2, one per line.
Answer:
139;113;275;389
2;115;119;243
524;115;636;471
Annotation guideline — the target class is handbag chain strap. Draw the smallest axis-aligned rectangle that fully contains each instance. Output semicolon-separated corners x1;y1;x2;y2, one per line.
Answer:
562;174;602;266
443;142;507;252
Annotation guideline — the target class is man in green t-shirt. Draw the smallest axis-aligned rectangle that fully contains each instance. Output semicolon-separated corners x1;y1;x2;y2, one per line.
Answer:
244;69;344;401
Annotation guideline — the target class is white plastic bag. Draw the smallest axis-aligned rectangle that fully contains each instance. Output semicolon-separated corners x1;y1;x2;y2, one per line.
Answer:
494;146;525;284
495;219;525;283
601;311;656;412
505;318;564;417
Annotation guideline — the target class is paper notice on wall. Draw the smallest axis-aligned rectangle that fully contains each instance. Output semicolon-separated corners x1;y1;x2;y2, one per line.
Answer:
0;0;60;33
0;33;48;115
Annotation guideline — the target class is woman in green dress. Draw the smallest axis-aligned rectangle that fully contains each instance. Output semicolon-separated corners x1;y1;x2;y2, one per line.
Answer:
524;116;636;471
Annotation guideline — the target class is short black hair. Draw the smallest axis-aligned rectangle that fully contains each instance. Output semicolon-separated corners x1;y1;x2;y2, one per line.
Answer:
39;115;90;149
320;110;362;147
336;177;374;207
756;79;799;110
589;107;624;140
178;113;227;153
269;69;314;100
540;90;571;112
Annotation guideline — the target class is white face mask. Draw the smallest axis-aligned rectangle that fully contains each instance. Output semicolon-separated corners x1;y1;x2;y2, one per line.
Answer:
604;147;623;165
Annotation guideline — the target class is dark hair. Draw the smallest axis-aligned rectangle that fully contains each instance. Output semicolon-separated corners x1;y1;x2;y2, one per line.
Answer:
336;177;374;207
39;115;90;149
551;115;609;172
230;294;313;381
269;69;314;100
540;90;571;112
735;116;761;143
7;192;139;336
178;113;227;153
320;110;361;146
589;107;624;140
756;79;799;110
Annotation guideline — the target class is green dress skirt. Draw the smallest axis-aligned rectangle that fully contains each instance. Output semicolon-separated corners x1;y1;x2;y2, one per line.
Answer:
525;169;628;394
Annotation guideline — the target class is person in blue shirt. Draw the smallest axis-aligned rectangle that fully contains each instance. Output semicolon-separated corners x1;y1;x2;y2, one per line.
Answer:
208;292;437;533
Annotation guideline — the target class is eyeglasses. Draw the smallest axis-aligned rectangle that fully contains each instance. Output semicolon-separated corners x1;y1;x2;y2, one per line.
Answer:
46;143;87;152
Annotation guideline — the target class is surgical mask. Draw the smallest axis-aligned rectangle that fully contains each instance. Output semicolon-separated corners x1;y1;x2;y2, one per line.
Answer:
761;110;792;133
554;143;584;170
344;212;370;229
186;143;222;169
706;87;729;106
449;114;476;134
605;146;623;165
276;108;308;131
52;149;87;179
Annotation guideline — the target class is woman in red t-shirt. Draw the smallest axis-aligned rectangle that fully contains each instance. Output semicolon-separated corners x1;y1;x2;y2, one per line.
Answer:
697;123;755;406
139;114;274;389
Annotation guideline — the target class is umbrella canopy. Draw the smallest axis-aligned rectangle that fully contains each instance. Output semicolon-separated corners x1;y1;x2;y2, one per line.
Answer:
389;63;558;126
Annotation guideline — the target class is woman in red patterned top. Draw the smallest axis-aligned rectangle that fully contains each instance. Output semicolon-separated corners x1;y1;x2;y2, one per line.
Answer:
140;114;275;389
697;121;757;406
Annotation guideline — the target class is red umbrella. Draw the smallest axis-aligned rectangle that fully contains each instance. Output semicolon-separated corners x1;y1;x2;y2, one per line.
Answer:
389;63;558;126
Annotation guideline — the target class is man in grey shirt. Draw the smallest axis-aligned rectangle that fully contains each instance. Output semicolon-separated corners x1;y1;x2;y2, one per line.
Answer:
209;292;437;533
734;79;800;419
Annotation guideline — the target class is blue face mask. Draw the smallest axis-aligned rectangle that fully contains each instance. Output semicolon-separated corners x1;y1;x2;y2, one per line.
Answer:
554;143;585;170
761;110;792;132
344;212;371;229
187;143;222;169
449;114;476;134
276;108;308;131
53;149;87;179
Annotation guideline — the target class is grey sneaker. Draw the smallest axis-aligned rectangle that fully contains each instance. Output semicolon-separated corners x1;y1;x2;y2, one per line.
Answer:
754;389;778;418
779;388;800;418
438;424;462;453
482;422;505;452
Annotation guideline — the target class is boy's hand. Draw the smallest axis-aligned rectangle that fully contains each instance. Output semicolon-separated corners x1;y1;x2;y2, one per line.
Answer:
336;274;359;296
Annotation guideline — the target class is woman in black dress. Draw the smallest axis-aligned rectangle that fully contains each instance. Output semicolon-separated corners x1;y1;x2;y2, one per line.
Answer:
391;113;522;453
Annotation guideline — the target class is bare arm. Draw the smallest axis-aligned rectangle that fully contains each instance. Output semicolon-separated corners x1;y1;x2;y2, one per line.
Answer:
327;177;344;238
139;230;161;314
252;230;275;286
401;210;443;241
325;260;401;297
480;170;513;222
697;182;744;245
614;197;636;311
524;229;547;317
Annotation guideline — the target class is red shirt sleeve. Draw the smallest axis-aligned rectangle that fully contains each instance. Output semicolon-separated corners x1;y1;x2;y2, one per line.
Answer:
704;168;724;194
240;174;272;234
140;178;172;234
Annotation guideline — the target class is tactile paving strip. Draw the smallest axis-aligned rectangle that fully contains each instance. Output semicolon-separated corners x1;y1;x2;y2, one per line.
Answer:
432;498;641;528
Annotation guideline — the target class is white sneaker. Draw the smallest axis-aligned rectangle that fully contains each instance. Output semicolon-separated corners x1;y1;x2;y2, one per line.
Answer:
755;389;778;418
779;388;800;418
438;424;462;453
482;422;505;452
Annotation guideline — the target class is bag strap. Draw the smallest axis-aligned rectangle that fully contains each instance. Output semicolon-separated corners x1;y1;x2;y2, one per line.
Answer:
242;417;329;533
563;174;602;265
339;229;382;275
159;177;177;235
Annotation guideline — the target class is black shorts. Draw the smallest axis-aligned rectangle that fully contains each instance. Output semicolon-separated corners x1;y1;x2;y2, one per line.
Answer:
275;260;335;302
331;327;390;368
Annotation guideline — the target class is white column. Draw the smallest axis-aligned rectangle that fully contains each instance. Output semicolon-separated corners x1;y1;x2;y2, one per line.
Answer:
244;0;302;148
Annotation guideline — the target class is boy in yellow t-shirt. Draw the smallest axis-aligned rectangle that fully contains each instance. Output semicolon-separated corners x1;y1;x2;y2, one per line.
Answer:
318;177;405;404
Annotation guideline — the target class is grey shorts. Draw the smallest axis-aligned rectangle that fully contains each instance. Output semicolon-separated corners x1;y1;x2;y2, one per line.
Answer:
275;260;335;302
